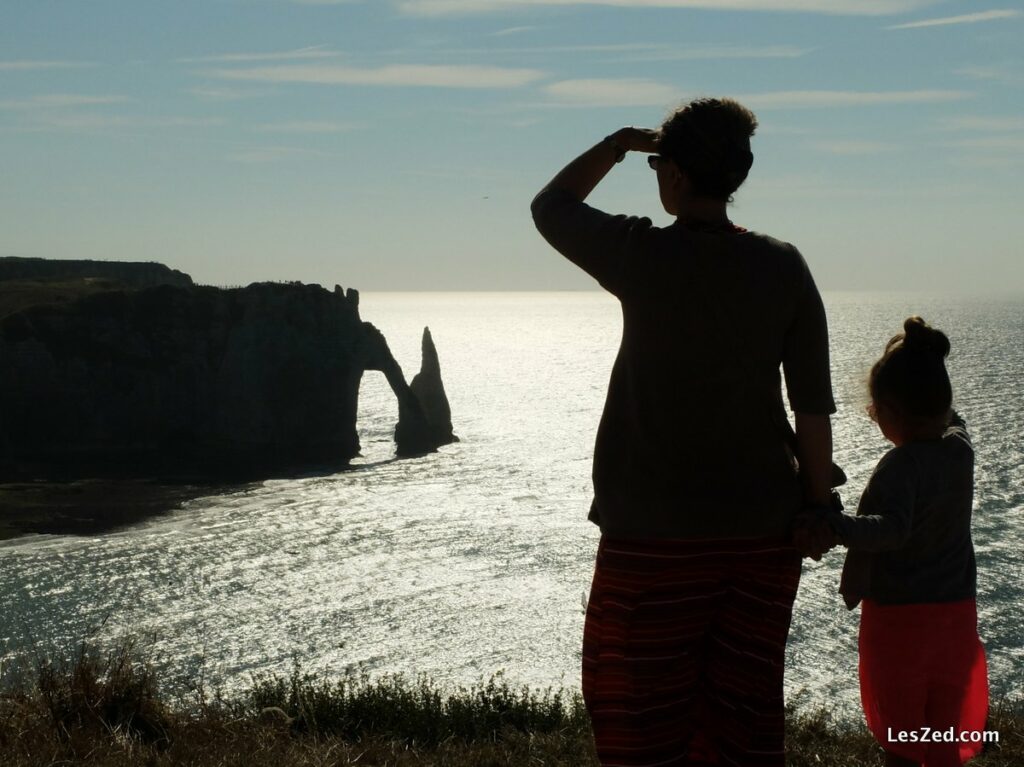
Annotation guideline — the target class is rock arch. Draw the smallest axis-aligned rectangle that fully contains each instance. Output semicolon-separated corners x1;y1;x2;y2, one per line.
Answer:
358;322;457;457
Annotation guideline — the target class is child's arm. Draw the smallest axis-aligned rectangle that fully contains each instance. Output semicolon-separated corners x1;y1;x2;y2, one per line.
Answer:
826;449;916;552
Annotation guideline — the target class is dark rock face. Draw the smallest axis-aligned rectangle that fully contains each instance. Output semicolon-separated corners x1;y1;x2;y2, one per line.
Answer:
0;267;455;479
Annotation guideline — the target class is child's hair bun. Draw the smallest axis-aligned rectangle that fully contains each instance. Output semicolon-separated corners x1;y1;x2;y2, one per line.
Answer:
902;315;950;359
872;316;953;419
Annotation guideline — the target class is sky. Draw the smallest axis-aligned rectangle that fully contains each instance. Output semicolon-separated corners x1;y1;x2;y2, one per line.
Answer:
2;0;1022;292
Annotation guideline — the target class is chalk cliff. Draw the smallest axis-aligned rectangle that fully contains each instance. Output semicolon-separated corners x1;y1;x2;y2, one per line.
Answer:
0;257;192;289
0;259;456;478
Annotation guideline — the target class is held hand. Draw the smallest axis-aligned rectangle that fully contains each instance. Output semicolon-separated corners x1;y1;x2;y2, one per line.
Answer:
791;522;821;561
792;513;838;561
610;127;660;154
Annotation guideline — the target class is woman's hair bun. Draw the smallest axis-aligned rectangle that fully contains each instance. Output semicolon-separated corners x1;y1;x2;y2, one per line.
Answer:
902;315;950;358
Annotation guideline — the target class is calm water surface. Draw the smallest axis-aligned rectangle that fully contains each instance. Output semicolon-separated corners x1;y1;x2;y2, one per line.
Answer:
1;292;1021;718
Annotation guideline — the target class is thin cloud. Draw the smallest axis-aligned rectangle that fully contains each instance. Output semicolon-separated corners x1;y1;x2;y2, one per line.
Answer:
179;46;343;63
254;120;359;133
397;0;939;17
953;64;1024;85
748;172;983;201
954;65;1005;80
225;144;347;163
187;86;272;101
940;136;1024;151
939;133;1024;168
40;114;226;130
812;140;899;154
0;60;91;71
619;44;812;61
428;42;810;59
490;25;539;35
737;89;971;108
429;42;666;55
948;153;1024;169
227;147;318;163
207;63;544;88
755;122;813;136
887;9;1021;30
0;94;128;110
937;116;1024;132
543;78;680;107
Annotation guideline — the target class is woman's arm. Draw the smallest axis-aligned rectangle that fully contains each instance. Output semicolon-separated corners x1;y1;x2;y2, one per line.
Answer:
531;128;660;296
795;412;832;507
535;128;659;202
791;412;836;559
782;248;836;560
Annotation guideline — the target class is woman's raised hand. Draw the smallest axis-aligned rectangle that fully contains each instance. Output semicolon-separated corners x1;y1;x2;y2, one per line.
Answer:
610;127;660;154
537;126;661;204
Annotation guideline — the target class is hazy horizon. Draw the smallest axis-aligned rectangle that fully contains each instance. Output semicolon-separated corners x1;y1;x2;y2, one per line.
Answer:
7;256;1024;299
3;1;1022;293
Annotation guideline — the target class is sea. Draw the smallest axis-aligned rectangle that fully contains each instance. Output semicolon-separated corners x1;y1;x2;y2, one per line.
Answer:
1;291;1021;720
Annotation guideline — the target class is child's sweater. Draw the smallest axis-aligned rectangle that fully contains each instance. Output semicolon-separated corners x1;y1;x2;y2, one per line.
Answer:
832;412;976;610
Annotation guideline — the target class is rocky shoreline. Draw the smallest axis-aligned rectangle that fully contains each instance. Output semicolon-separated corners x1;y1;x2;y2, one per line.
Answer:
0;479;226;540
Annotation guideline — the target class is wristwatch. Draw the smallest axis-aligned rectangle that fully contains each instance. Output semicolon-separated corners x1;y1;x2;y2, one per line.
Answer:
604;134;626;163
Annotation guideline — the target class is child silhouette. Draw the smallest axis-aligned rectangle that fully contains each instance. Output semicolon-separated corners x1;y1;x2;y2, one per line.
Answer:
825;316;988;767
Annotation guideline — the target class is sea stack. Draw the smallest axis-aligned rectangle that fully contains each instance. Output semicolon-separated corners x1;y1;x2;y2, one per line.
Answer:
395;327;458;456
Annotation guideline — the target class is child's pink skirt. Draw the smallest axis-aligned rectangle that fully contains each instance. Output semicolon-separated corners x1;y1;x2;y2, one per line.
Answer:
860;598;988;766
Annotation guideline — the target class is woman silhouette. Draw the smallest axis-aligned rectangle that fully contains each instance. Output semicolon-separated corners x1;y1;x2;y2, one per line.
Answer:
532;97;836;767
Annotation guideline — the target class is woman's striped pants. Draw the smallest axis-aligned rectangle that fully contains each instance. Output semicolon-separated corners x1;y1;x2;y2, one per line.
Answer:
582;536;802;767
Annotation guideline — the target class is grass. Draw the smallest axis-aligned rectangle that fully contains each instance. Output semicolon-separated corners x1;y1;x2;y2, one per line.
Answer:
0;640;1019;766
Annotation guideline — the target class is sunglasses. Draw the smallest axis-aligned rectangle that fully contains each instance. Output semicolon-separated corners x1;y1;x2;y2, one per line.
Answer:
647;155;665;170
